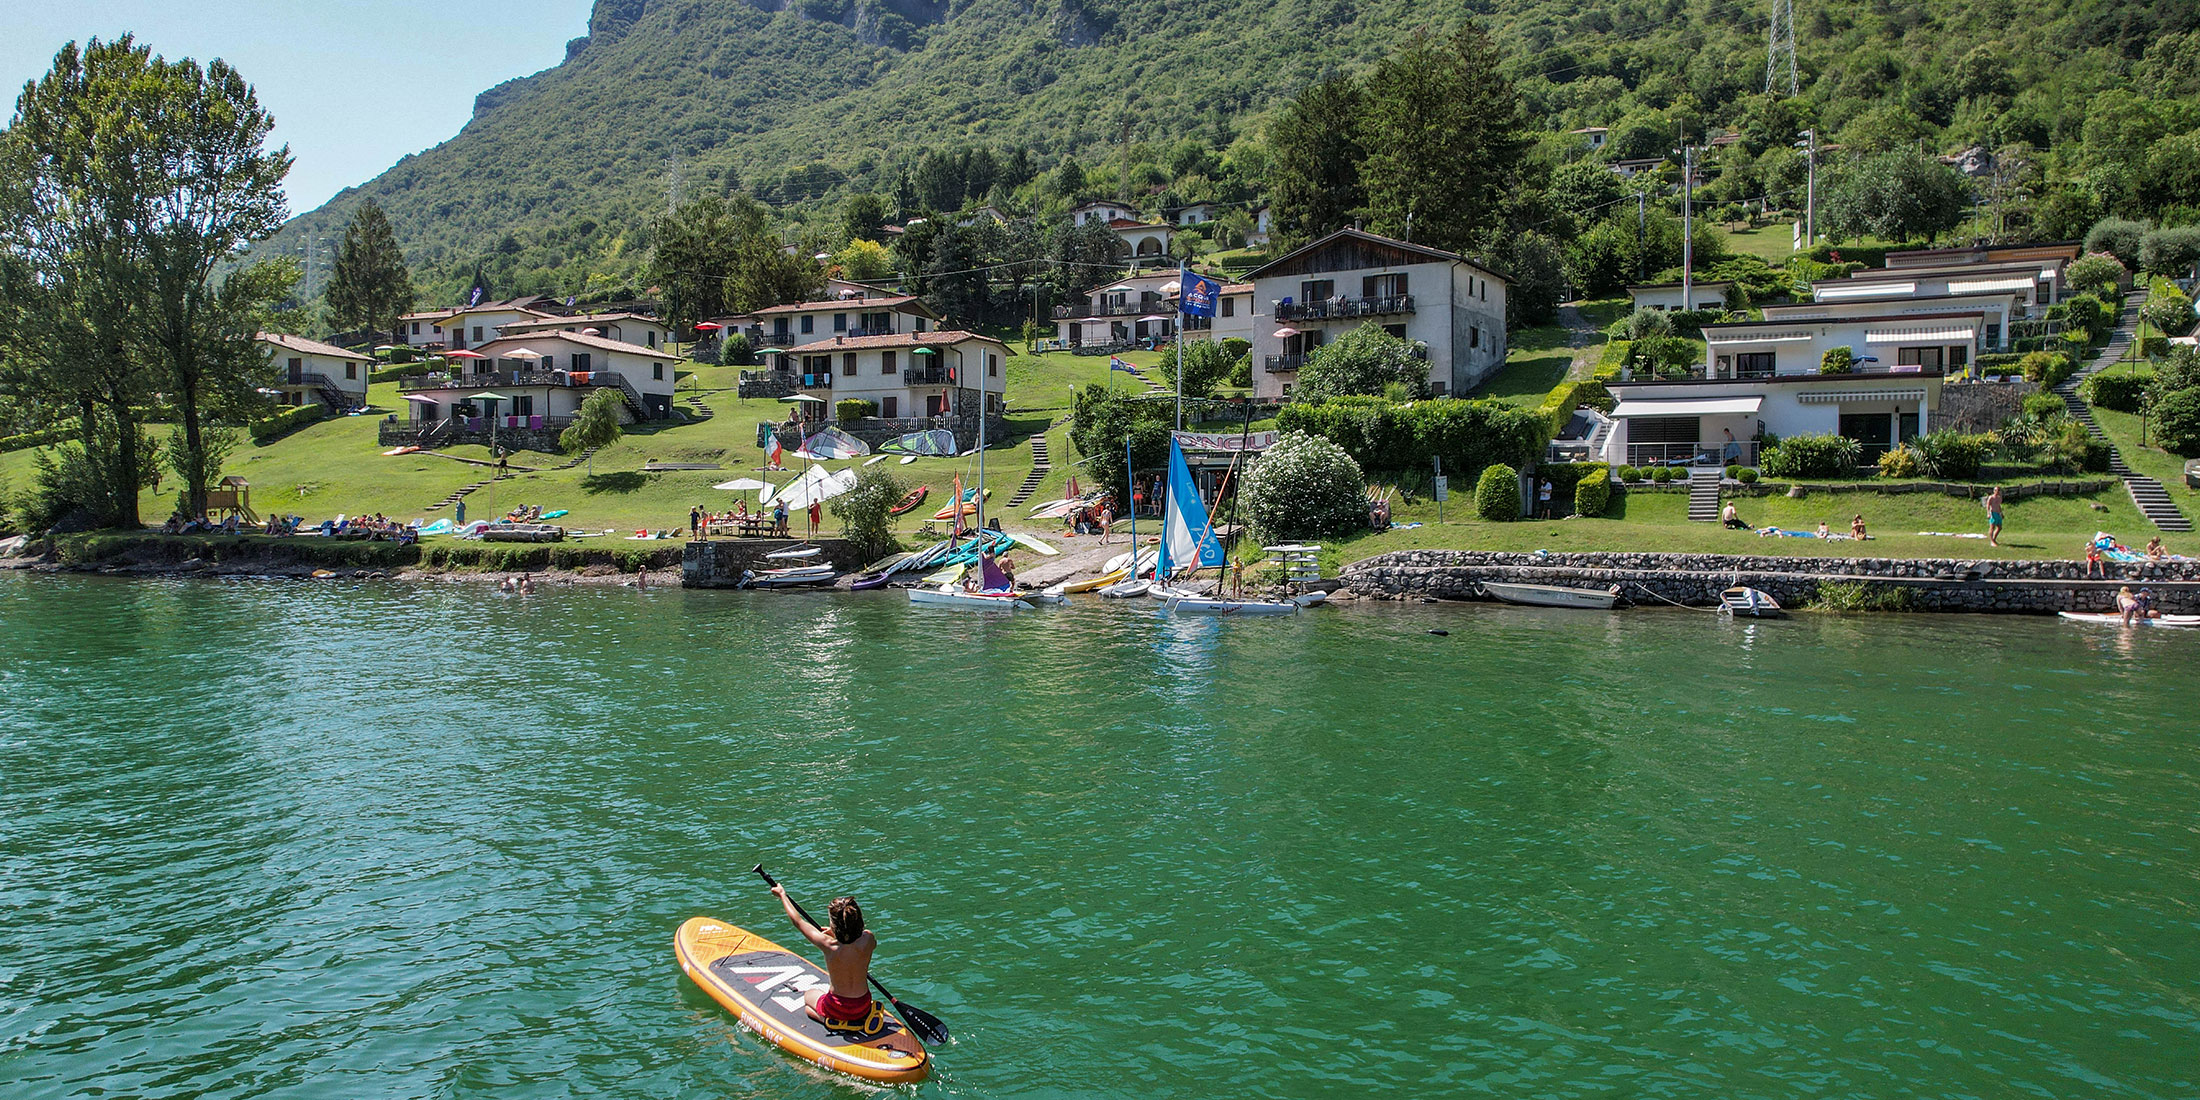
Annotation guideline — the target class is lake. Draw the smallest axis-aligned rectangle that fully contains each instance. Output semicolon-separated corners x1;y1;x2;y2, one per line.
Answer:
2;574;2195;1099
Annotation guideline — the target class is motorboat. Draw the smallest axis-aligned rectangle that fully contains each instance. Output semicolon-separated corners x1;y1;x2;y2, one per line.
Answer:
1479;580;1621;609
1720;586;1785;617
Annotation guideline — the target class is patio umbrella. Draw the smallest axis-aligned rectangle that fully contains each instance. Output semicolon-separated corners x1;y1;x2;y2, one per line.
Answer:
373;344;403;352
1273;327;1302;338
504;348;543;360
255;387;284;396
713;477;769;491
402;393;440;403
777;394;826;403
448;350;487;359
1106;284;1134;292
910;347;937;355
581;328;601;335
1136;314;1170;322
694;322;723;332
755;346;791;355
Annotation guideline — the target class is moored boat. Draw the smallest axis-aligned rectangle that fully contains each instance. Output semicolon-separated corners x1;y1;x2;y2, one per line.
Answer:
1479;581;1622;609
1720;586;1784;618
908;585;1032;611
738;564;839;589
2058;611;2200;627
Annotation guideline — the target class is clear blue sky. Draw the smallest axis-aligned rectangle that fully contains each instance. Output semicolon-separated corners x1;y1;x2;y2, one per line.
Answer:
0;1;589;215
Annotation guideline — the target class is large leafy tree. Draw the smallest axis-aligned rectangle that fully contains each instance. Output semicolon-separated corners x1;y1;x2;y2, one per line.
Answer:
559;387;624;475
648;194;819;328
326;198;416;341
1296;323;1430;400
1822;149;1972;244
1266;77;1366;248
1356;25;1530;254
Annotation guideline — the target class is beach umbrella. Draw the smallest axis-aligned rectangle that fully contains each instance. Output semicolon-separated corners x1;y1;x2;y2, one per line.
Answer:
713;477;768;491
581;327;601;335
1136;314;1170;322
1106;284;1134;292
448;350;487;359
778;394;826;403
402;393;440;403
1273;326;1302;338
504;348;544;360
468;391;509;402
910;346;937;355
694;322;723;332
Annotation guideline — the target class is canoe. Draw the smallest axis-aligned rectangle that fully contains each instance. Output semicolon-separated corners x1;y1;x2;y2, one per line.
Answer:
1479;581;1621;610
740;565;838;590
908;585;1031;611
2058;611;2200;627
1720;586;1784;618
764;545;824;560
888;486;930;516
1058;568;1124;594
673;917;929;1085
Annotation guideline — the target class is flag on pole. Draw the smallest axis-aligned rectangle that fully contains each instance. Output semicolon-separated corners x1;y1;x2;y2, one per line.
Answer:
1178;271;1221;318
1108;356;1135;373
765;432;783;468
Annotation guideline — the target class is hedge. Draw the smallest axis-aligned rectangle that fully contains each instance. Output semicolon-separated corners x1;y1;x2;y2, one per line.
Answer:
370;362;432;383
2018;351;2076;390
836;398;877;422
1572;463;1612;516
2080;370;2152;413
1274;396;1548;479
1593;338;1632;380
1474;463;1519;521
1538;377;1614;437
1761;433;1861;477
2;426;75;453
249;403;326;442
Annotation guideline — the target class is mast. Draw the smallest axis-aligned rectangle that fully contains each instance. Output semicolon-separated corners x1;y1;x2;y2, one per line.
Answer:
1124;437;1139;577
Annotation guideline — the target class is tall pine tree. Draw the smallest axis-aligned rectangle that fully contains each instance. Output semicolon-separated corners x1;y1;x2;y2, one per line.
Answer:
1356;26;1529;254
326;198;416;342
1266;77;1367;249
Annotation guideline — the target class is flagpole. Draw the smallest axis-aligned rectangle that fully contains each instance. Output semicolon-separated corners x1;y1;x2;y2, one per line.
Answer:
1175;261;1186;432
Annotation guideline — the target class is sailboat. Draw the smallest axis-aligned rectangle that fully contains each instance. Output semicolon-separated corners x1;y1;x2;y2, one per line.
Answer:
1151;435;1311;617
908;546;1032;611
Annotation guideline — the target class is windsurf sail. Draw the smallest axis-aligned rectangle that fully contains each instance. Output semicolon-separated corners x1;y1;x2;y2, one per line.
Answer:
1154;437;1225;580
796;425;870;460
878;428;956;456
979;552;1012;592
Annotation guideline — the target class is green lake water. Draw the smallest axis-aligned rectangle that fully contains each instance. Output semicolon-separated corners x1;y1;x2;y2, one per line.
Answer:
2;574;2196;1099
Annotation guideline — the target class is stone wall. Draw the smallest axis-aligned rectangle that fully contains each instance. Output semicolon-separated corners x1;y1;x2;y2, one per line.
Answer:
1340;549;2200;614
682;538;872;587
1937;380;2035;433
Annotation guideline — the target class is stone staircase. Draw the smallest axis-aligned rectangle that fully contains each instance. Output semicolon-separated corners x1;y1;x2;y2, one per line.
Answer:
1115;359;1167;393
1005;434;1052;508
1686;467;1723;522
2054;291;2190;532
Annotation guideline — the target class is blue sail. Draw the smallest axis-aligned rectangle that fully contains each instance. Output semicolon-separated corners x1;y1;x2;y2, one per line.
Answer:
1155;437;1226;579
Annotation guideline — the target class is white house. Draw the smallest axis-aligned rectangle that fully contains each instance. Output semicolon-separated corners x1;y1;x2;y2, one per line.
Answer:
1628;282;1731;312
1172;203;1221;226
1205;282;1256;345
755;294;936;350
1570;126;1610;151
430;303;561;351
259;332;372;410
1813;260;2068;312
1246;229;1509;400
1071;200;1138;227
1595;306;1992;469
396;309;457;349
1052;270;1184;350
785;330;1011;426
1762;291;2026;355
499;312;669;352
1104;217;1173;261
397;330;680;430
1248;206;1273;247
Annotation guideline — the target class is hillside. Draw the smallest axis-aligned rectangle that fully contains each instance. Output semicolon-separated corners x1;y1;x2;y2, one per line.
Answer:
272;0;2200;302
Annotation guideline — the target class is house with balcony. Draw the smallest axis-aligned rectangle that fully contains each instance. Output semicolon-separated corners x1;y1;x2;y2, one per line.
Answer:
755;294;935;350
258;332;371;411
1811;243;2077;312
1071;201;1139;227
498;311;669;352
386;330;678;449
1596;307;1991;469
1761;291;2027;356
1203;283;1256;345
430;303;562;351
397;308;457;349
1052;270;1185;351
1570;125;1610;151
1246;229;1509;400
1628;281;1731;312
1172;203;1222;227
779;330;1010;446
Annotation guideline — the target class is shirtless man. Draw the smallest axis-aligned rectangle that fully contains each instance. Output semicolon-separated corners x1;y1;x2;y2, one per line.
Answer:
772;885;876;1028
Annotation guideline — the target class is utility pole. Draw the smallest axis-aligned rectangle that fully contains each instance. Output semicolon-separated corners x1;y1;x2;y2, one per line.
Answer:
1797;129;1818;248
1681;144;1695;311
1636;190;1648;285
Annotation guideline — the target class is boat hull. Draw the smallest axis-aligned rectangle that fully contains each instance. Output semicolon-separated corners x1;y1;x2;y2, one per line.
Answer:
1719;586;1785;617
1165;595;1298;616
2058;611;2200;626
908;586;1031;611
1479;581;1620;610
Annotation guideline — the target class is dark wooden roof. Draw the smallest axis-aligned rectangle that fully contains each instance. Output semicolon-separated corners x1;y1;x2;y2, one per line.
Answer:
1245;228;1505;283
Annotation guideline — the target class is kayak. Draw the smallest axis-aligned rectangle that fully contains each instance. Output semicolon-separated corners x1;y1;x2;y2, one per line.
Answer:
888;486;929;516
931;488;990;521
674;917;930;1085
2058;611;2200;626
1058;568;1124;594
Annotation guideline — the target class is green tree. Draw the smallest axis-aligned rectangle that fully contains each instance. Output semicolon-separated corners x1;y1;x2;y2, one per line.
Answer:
2066;253;2126;299
1156;337;1232;399
1821;149;1970;244
1239;431;1367;540
1356;25;1529;254
1266;76;1366;248
648;194;819;329
1473;462;1520;521
833;238;893;283
832;465;903;554
2141;227;2200;277
559;387;624;475
1295;323;1429;400
842;192;889;244
2083;217;2150;267
326;199;416;341
1545;161;1628;238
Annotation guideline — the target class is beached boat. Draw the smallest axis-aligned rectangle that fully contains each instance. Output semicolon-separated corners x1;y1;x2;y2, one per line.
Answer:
931;487;988;521
738;565;839;590
1479;581;1622;610
2058;611;2200;627
889;486;930;516
764;545;823;560
908;585;1031;611
1720;586;1785;618
1098;579;1151;599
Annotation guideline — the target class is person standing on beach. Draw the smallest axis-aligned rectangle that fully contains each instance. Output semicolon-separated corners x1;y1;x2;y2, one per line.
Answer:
1537;478;1553;519
690;505;704;539
1984;487;2004;547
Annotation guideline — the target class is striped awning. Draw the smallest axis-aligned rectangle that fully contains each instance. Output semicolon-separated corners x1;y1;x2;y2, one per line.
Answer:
1948;276;2034;294
1706;330;1813;345
1797;389;1928;403
1864;326;1975;344
1817;281;1911;299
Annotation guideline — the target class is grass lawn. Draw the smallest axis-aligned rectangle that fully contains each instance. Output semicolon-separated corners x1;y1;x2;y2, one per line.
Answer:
1722;224;1800;264
1468;297;1628;408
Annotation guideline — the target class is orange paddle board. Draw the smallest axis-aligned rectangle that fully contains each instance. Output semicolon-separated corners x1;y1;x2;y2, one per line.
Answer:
674;917;930;1084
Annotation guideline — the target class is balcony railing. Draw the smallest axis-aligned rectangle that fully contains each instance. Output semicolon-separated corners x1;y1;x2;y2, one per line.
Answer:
399;369;631;392
1275;294;1414;322
800;372;833;389
1264;354;1310;373
903;367;951;385
1053;300;1167;320
1651;362;1947;383
1627;441;1762;468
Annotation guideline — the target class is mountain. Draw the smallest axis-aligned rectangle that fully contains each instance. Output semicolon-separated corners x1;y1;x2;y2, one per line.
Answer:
272;0;2200;305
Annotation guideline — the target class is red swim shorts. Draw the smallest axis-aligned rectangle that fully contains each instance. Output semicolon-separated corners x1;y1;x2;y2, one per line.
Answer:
817;990;874;1023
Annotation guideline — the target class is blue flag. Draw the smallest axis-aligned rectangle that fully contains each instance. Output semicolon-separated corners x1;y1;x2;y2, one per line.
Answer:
1179;269;1221;318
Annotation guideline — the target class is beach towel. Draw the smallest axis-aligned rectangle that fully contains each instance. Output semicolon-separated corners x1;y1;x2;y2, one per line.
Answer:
1756;527;1818;538
1917;531;1988;539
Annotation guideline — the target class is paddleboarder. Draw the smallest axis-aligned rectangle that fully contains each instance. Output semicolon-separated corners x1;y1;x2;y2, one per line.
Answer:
771;885;878;1028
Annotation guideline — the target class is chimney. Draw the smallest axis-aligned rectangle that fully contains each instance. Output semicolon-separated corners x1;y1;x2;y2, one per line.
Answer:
835;335;844;345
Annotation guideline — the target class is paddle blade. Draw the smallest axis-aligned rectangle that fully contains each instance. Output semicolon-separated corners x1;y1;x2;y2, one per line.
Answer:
893;998;950;1045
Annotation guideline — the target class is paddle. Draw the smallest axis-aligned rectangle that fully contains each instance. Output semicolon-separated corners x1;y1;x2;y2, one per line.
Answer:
752;864;951;1046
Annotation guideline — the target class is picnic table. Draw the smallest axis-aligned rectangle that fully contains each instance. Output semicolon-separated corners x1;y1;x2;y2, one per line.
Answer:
705;517;784;538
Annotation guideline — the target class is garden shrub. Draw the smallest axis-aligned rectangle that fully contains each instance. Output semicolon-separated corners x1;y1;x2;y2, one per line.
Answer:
1911;429;1992;480
1616;465;1639;482
2080;369;2152;413
1593;339;1632;380
2082;220;2148;269
2049;421;2112;474
2143;286;2194;337
1629;335;1699;377
2139;227;2200;277
249;403;325;443
1473;463;1519;522
1;426;74;453
836;398;877;422
1973;352;2025;375
1723;464;1741;479
369;362;430;383
1736;467;1759;484
1760;433;1862;478
2021;392;2069;421
2153;387;2200;456
1621;308;1674;340
1819;345;1855;374
2018;351;2076;389
1573;465;1612;517
1240;431;1371;539
1651;466;1673;483
2067;251;2128;298
1876;447;1921;478
832;465;903;554
1274;396;1548;478
2061;294;2110;343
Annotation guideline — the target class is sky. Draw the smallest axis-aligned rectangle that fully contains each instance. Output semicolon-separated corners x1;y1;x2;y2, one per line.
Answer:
0;1;589;215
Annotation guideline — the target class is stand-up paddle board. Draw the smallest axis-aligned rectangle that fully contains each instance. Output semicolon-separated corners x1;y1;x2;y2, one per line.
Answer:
674;917;930;1084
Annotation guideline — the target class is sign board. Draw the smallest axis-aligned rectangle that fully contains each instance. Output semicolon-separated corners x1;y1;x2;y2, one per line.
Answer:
1431;476;1449;502
1172;431;1279;453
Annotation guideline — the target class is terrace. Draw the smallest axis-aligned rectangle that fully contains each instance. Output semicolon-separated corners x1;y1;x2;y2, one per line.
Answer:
1275;294;1414;322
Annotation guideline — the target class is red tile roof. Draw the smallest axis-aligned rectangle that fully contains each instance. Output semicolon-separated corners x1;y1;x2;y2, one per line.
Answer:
474;330;668;358
257;332;372;361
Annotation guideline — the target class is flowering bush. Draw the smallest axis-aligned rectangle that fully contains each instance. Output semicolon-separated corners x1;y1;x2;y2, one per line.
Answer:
1240;431;1368;540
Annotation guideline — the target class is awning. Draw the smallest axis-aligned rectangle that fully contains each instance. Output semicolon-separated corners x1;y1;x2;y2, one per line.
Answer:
402;394;440;403
1610;396;1763;418
1706;330;1812;344
1948;276;2033;294
1816;282;1910;300
1136;314;1170;322
1797;389;1928;403
1864;326;1975;344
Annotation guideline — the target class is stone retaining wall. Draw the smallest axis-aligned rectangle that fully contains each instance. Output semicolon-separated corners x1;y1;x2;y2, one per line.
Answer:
1936;380;2036;433
682;538;871;587
1340;549;2200;615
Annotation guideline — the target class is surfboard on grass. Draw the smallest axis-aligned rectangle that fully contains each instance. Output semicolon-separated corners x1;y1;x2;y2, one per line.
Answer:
674;917;930;1085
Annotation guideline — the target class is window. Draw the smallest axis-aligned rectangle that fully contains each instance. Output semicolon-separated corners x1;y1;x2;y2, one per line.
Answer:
1383;324;1407;339
882;396;898;418
773;320;790;341
647;331;657;348
411;322;420;335
345;363;357;380
573;353;591;371
653;363;665;380
540;356;553;370
513;395;534;416
1631;416;1700;444
833;313;847;332
843;353;858;377
914;317;927;332
1221;297;1235;318
882;350;897;374
472;326;483;342
287;357;302;374
1470;326;1480;349
432;324;441;334
1364;273;1408;298
800;315;814;334
1300;279;1334;303
1947;345;1968;368
1896;346;1944;368
1735;352;1776;378
1985;322;2001;348
989;353;1000;377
